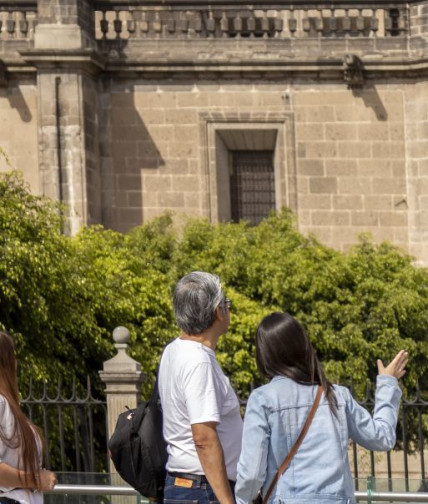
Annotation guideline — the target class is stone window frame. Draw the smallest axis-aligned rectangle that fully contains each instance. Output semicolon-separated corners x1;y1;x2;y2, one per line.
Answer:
199;111;297;223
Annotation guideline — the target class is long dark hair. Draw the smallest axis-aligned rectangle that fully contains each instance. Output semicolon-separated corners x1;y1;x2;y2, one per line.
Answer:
0;331;42;488
255;312;338;415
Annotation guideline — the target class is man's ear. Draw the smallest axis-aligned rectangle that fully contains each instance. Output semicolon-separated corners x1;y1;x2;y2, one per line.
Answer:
215;305;226;321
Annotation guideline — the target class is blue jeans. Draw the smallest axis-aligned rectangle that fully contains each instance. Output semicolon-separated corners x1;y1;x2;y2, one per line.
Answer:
164;473;235;504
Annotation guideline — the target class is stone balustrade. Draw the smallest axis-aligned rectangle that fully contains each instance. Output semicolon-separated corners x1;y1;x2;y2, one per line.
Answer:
0;5;37;41
93;4;408;41
0;1;415;45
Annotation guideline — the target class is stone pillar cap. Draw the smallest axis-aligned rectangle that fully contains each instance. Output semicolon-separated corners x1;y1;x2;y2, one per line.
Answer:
100;326;142;376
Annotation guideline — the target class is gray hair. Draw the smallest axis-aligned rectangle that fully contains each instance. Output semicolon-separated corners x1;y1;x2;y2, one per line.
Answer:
173;271;225;335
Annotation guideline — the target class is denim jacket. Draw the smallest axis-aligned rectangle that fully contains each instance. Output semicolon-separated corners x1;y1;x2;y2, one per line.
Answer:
235;375;401;504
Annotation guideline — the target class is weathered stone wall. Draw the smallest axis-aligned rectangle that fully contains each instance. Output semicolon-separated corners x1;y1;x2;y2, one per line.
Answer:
2;0;428;261
0;80;39;192
102;81;409;254
294;84;407;252
404;80;428;262
0;74;418;259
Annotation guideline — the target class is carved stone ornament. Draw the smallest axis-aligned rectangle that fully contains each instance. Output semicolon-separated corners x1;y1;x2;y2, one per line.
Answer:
343;54;365;89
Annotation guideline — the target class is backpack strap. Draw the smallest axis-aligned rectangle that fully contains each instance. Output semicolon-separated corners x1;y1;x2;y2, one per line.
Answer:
149;342;172;406
261;385;323;504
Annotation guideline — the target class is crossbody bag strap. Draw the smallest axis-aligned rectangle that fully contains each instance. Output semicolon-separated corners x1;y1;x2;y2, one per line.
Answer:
262;385;324;504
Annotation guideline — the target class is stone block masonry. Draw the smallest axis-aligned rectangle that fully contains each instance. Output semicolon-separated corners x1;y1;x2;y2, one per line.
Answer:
1;0;428;263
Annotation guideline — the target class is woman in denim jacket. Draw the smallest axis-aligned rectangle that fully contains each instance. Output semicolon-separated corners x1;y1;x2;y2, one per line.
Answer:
235;312;408;504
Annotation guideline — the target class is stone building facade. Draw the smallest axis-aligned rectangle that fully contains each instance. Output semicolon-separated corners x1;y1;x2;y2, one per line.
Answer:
1;0;428;261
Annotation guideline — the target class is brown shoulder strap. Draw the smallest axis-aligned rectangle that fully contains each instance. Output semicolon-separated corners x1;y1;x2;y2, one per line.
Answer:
262;385;324;504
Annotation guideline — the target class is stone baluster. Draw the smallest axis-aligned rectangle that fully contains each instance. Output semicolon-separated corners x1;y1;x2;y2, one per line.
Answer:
247;13;256;38
343;9;351;34
370;10;379;36
113;11;122;39
261;15;269;38
140;10;149;37
288;10;297;37
100;11;109;40
6;12;15;39
356;9;365;36
177;13;188;36
19;11;29;38
193;13;203;37
127;10;136;39
302;10;311;35
206;10;216;37
328;9;338;36
167;16;176;36
273;13;283;38
153;11;162;36
315;13;323;36
234;14;243;38
220;11;229;37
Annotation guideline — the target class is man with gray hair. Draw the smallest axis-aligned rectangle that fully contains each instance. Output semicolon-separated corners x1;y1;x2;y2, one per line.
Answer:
158;271;242;504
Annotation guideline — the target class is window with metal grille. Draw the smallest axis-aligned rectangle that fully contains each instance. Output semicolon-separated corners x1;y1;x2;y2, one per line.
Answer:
230;150;275;225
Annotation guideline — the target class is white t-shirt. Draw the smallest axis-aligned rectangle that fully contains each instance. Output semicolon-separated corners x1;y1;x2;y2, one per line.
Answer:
0;395;43;504
158;338;243;481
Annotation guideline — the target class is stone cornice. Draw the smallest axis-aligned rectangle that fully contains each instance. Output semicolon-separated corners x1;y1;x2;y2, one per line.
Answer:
101;55;428;78
0;40;425;80
18;49;106;76
3;53;428;80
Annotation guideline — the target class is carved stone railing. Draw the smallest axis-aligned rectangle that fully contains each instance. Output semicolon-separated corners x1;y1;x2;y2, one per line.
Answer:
0;1;416;44
0;2;37;41
93;3;409;41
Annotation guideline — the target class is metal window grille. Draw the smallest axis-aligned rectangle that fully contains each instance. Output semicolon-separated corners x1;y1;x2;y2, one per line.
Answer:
230;150;275;225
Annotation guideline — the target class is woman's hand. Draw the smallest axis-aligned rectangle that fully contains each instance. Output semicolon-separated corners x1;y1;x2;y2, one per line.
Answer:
377;350;408;379
38;468;57;492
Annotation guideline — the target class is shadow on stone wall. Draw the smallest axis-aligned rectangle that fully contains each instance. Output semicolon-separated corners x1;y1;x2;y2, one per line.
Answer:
100;84;165;232
2;84;33;123
352;86;388;121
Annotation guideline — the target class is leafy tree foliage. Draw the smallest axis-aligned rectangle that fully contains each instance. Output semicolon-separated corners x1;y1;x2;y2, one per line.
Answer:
2;172;428;395
1;171;428;462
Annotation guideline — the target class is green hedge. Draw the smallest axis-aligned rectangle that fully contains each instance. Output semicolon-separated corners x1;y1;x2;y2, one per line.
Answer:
1;171;428;399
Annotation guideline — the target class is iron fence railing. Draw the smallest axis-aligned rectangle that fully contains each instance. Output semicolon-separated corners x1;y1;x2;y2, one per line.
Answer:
20;376;428;484
353;384;428;486
21;377;108;473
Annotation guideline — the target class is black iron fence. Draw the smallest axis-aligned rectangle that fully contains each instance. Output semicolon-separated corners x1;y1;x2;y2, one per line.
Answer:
21;377;108;474
349;383;428;487
20;376;428;486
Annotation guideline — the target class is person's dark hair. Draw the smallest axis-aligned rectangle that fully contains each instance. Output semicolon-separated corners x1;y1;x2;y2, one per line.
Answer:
0;331;42;488
256;312;337;415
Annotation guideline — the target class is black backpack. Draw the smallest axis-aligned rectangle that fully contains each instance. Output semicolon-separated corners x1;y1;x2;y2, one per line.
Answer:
108;378;168;501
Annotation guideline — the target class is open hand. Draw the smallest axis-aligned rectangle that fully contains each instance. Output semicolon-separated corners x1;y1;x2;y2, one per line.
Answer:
377;350;408;379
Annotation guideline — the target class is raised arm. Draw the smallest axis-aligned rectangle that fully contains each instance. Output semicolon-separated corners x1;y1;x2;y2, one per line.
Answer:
346;350;408;451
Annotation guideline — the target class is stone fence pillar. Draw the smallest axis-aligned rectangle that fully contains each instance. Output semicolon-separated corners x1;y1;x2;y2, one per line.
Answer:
99;325;144;499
